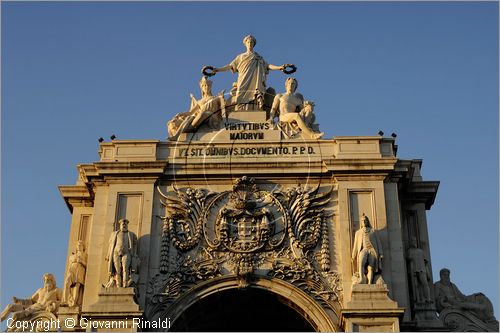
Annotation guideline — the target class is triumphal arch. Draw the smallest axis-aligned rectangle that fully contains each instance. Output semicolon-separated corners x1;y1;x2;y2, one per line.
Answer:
2;36;498;332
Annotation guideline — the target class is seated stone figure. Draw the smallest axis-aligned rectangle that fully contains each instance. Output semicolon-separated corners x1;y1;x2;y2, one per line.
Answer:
434;268;498;327
0;273;62;323
167;76;224;140
270;78;323;139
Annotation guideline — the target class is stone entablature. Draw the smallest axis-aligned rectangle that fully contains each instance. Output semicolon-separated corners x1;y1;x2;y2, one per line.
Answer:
97;135;396;163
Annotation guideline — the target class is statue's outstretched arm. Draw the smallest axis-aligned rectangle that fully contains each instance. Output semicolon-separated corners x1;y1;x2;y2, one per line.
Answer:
268;64;286;71
213;65;232;73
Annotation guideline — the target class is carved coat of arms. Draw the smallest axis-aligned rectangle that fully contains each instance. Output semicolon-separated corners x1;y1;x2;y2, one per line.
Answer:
148;176;342;321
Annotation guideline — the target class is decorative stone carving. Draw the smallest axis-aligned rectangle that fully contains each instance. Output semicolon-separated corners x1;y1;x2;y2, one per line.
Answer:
167;76;224;140
434;268;498;331
279;183;332;257
268;250;343;312
0;273;62;328
319;220;331;272
208;35;294;109
62;240;87;308
270;77;324;139
439;308;498;332
351;214;384;285
105;219;139;288
157;186;216;253
148;178;343;322
146;251;224;310
159;217;170;274
204;176;287;254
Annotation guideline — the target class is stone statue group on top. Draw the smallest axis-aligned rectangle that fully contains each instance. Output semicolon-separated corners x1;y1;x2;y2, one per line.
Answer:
167;35;324;140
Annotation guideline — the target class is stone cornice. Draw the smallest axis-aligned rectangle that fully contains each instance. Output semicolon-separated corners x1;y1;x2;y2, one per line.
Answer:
58;185;93;213
60;161;168;211
403;180;440;209
394;159;439;209
77;161;168;182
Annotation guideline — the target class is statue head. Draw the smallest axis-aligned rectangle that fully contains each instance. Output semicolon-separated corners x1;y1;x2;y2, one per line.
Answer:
43;273;56;289
360;214;372;229
199;76;213;95
440;268;451;283
76;240;85;253
118;218;129;232
243;35;257;48
285;77;298;93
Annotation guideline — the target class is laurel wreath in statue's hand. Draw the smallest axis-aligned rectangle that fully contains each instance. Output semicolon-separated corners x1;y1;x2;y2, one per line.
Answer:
202;66;216;77
282;64;297;75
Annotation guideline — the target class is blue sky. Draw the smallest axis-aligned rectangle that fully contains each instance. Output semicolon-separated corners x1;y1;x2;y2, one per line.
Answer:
2;0;498;324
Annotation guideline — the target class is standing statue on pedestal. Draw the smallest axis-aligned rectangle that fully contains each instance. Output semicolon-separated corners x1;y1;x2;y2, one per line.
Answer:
105;219;139;288
208;35;294;109
406;238;440;322
0;273;62;323
434;268;498;328
407;238;432;304
270;77;324;139
351;214;383;284
167;76;224;140
62;240;87;308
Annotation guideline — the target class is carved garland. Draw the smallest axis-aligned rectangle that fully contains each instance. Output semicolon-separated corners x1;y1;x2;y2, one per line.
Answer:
320;219;331;272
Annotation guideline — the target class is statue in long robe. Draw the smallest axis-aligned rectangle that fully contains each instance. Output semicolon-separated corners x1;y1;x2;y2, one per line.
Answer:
212;35;292;109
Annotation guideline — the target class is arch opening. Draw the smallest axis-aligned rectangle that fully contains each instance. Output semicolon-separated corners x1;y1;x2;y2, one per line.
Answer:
170;288;316;331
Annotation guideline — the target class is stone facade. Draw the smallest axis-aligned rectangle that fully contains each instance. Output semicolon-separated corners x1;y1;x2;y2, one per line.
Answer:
53;111;441;331
2;37;496;332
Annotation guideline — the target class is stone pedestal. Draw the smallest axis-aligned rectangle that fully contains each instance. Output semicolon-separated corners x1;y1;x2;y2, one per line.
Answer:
177;110;282;142
409;302;447;331
341;284;405;332
81;287;143;332
58;306;81;331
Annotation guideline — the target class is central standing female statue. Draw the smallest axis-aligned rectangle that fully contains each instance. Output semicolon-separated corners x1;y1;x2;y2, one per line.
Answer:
211;35;293;108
